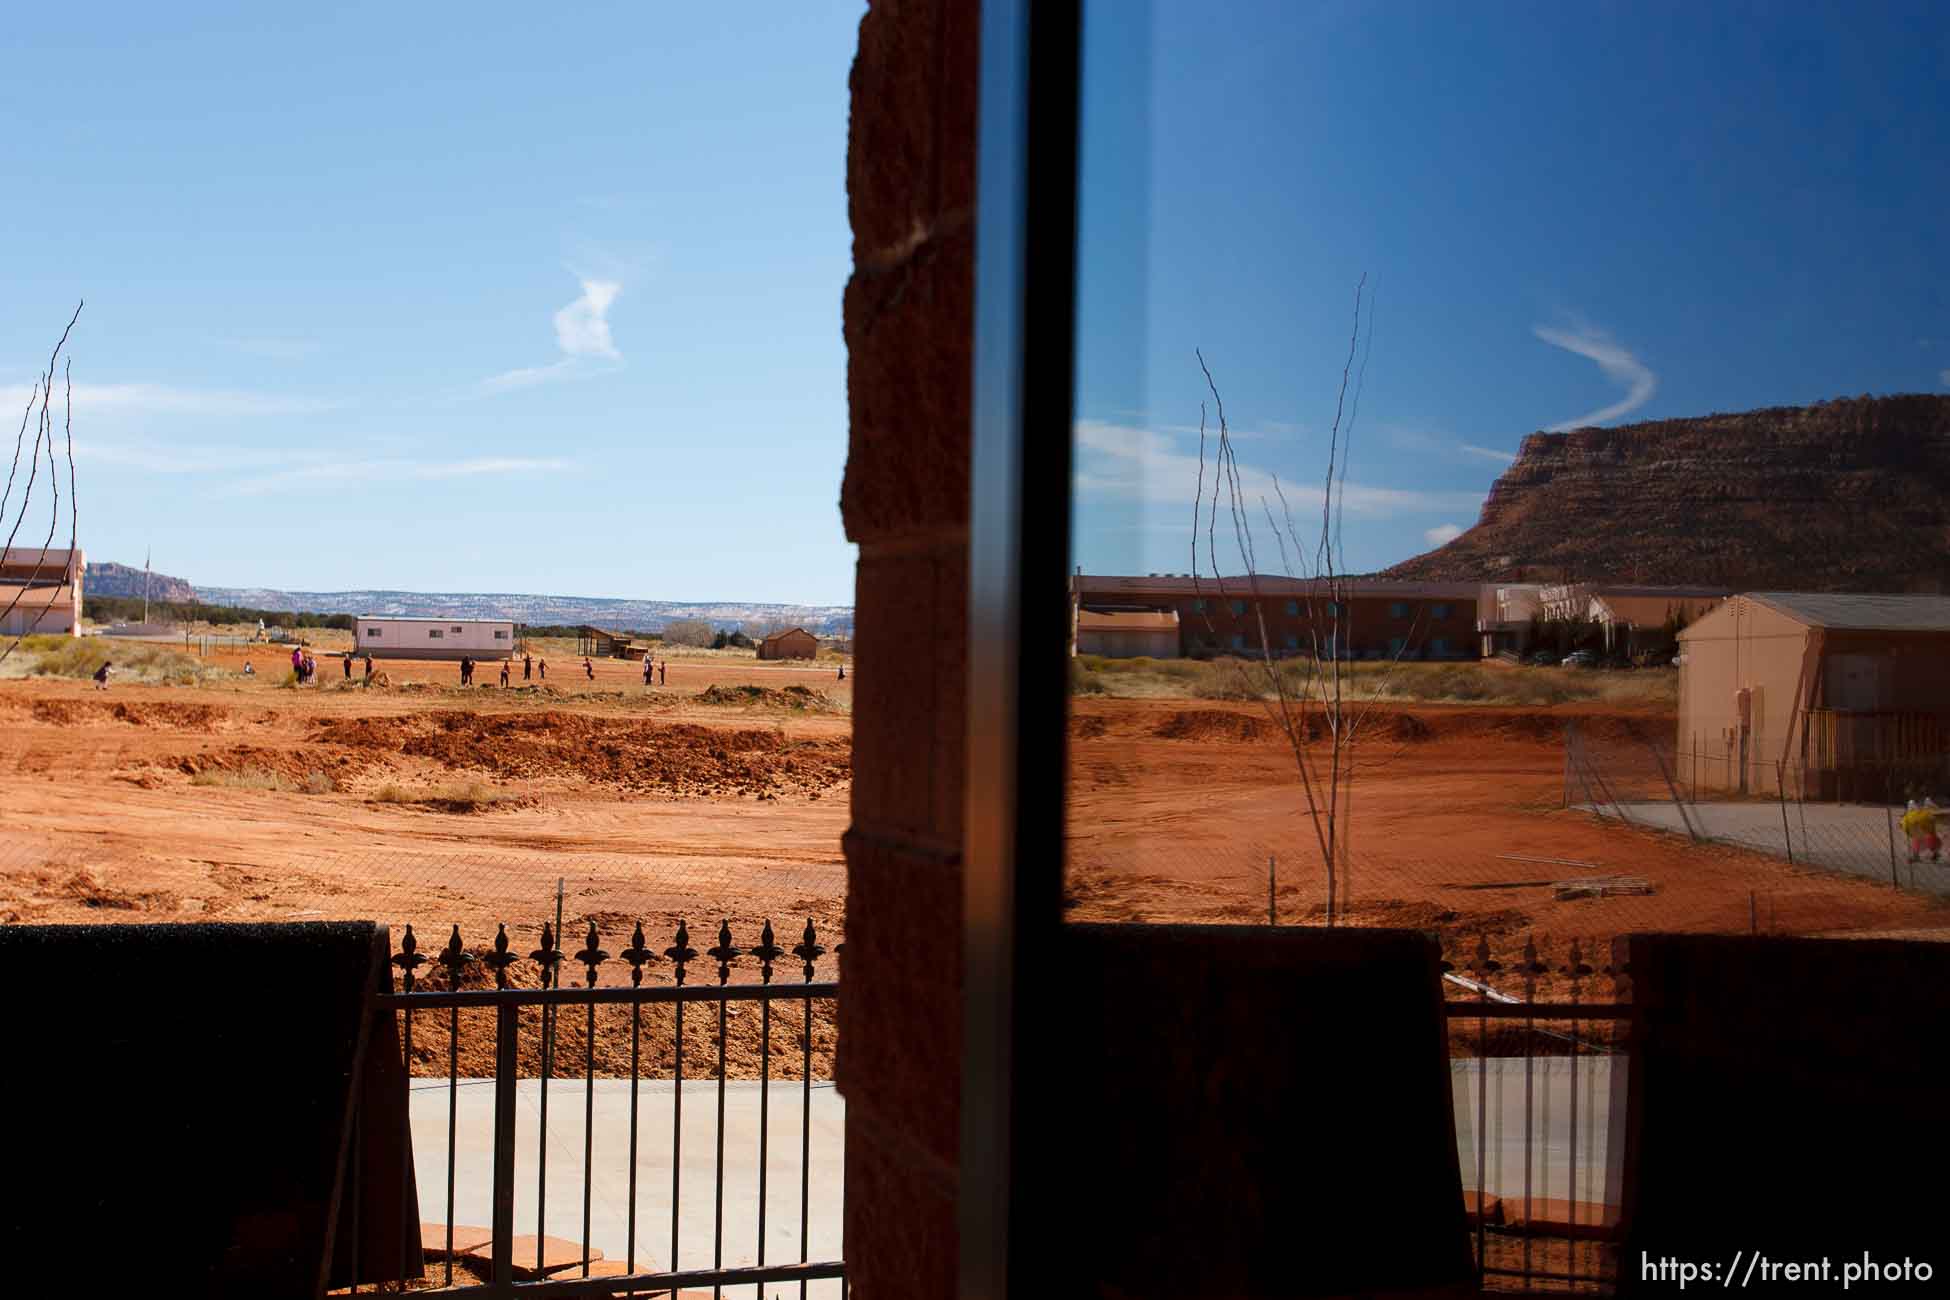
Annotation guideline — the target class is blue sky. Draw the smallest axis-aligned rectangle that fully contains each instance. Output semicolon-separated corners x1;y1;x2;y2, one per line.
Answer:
3;2;864;603
1072;0;1950;577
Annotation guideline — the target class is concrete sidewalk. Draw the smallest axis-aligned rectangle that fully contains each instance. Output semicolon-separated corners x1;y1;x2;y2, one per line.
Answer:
1594;799;1950;898
1451;1057;1618;1212
409;1078;844;1298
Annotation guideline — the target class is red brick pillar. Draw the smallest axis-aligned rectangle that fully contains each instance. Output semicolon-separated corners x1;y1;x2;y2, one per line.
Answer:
838;1;980;1295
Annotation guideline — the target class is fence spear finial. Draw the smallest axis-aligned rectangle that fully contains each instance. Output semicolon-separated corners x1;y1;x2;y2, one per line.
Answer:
665;919;698;987
793;918;825;983
752;919;784;985
575;920;608;987
709;919;741;986
391;924;426;992
438;924;475;987
621;920;655;987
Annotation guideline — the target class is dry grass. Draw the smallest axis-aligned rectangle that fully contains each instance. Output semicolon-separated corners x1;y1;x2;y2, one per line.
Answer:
1;635;230;686
1069;654;1677;708
188;766;337;794
368;779;518;812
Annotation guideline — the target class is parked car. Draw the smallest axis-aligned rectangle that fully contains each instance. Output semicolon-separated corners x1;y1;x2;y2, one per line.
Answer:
1562;650;1598;668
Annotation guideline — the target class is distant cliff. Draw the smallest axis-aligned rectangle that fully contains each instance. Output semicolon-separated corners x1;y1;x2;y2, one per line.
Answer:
1385;395;1950;591
84;561;195;602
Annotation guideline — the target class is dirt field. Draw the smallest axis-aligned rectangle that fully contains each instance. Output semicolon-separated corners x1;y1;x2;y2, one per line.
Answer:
1063;696;1950;993
7;649;1945;1073
0;648;853;1076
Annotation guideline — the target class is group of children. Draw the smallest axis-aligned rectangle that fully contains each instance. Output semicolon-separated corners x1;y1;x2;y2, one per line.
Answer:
456;653;547;688
1901;799;1943;863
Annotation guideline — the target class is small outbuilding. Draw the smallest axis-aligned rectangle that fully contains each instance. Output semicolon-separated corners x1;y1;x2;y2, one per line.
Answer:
757;627;819;660
0;546;83;637
1677;592;1950;799
577;626;645;659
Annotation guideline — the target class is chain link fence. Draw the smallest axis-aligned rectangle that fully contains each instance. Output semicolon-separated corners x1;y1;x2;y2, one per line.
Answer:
1567;719;1950;900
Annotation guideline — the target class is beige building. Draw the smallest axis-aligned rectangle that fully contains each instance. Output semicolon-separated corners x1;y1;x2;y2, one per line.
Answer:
1540;583;1728;654
1073;608;1180;659
758;627;819;660
1677;593;1950;798
0;546;84;637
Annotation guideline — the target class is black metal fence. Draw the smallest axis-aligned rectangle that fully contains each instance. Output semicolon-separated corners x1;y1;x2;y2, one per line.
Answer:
340;918;843;1297
1446;935;1628;1295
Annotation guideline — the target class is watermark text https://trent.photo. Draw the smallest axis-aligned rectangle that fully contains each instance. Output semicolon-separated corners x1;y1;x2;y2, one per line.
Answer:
1643;1251;1935;1290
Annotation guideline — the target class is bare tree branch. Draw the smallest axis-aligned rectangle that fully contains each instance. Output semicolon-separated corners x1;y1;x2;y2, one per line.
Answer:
0;302;84;663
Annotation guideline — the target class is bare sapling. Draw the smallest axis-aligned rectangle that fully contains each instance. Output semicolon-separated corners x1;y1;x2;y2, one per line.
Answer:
1188;279;1430;924
0;303;84;664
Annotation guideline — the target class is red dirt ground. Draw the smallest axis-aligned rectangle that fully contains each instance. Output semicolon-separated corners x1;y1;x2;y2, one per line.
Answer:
1063;697;1950;989
6;665;1943;1070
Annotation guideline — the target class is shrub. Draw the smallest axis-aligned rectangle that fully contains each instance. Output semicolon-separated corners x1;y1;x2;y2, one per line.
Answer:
11;637;224;687
369;780;514;812
189;767;297;793
663;619;715;648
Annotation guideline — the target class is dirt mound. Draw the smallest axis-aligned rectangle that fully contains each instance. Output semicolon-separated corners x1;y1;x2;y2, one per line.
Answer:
24;698;228;730
1153;710;1271;743
173;744;366;783
696;683;836;711
316;711;850;798
1070;715;1110;740
1387;712;1434;741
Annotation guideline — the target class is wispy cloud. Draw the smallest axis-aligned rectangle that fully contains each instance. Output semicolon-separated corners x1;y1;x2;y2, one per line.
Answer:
1423;523;1464;545
1939;368;1950;387
1534;321;1657;431
1073;419;1481;518
480;275;624;394
0;381;334;417
1459;443;1517;463
74;436;569;495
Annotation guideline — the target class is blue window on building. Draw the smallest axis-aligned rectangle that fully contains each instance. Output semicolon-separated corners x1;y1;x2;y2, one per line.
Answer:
1430;637;1451;657
1284;599;1300;616
1389;601;1409;619
1229;599;1247;616
1229;633;1246;651
1388;636;1408;657
1285;634;1299;650
1192;598;1207;614
1432;603;1451;620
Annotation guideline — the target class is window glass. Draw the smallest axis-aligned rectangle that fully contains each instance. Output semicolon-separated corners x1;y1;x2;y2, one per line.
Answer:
1063;6;1944;1194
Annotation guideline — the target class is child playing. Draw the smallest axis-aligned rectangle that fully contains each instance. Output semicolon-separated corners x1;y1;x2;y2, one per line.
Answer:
92;660;112;691
1901;800;1936;863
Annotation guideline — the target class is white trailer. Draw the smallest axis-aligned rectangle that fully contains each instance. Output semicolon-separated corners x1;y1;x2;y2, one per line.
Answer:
354;616;516;661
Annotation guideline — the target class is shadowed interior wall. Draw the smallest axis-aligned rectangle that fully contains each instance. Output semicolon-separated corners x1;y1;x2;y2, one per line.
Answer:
838;0;981;1294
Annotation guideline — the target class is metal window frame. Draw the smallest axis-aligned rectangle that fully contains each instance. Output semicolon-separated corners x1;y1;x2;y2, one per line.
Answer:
960;0;1081;1297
